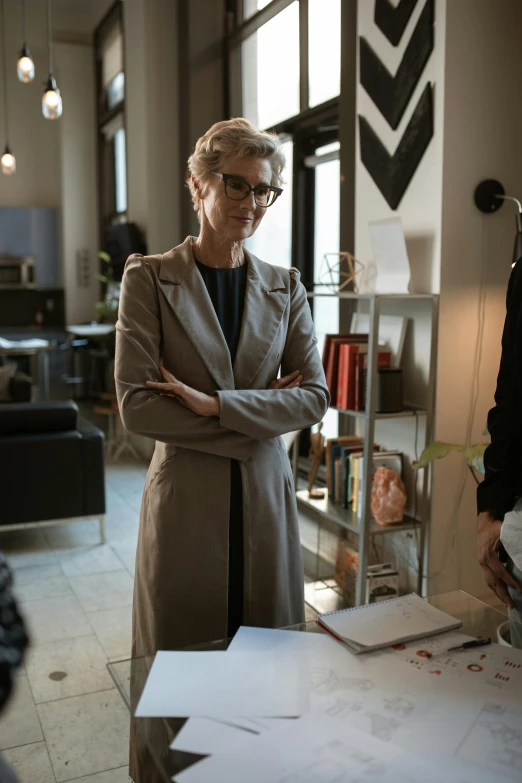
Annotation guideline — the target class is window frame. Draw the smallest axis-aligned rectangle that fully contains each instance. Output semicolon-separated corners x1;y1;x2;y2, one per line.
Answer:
225;0;343;454
225;0;340;284
94;2;128;240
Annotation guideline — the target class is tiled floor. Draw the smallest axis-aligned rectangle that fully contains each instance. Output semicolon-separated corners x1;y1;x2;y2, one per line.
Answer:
0;461;146;783
1;459;318;783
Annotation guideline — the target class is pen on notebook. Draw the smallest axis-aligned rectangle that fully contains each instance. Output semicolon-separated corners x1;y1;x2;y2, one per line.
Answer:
426;637;491;659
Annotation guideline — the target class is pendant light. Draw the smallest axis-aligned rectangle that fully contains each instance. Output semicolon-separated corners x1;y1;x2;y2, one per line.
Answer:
17;0;35;83
42;0;62;119
0;0;15;174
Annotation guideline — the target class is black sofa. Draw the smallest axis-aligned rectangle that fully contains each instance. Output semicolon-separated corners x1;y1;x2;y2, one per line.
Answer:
0;401;106;541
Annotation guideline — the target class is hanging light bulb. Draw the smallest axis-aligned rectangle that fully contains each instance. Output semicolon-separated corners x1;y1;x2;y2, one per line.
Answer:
42;0;62;119
17;44;34;82
17;1;34;82
0;0;15;174
1;144;15;175
42;74;62;119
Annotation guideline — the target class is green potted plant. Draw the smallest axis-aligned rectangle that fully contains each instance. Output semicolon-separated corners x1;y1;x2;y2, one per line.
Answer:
413;432;488;484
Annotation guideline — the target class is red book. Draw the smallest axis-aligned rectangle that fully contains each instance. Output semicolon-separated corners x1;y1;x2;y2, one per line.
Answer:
337;345;349;409
324;335;368;407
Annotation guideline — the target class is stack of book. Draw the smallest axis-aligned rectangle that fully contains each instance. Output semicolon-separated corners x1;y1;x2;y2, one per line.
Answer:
322;333;391;411
325;435;403;516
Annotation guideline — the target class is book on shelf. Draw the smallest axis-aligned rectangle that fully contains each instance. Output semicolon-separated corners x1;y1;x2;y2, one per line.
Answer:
325;436;363;498
322;334;368;408
336;342;368;410
351;451;403;516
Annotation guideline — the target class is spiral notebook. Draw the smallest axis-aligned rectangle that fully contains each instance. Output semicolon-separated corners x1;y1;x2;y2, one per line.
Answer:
317;593;462;654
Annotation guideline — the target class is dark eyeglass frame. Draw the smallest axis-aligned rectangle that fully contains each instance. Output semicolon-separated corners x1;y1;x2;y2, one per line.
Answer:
208;170;283;208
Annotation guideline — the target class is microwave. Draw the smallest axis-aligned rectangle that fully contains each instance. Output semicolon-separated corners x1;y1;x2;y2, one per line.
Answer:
0;256;36;288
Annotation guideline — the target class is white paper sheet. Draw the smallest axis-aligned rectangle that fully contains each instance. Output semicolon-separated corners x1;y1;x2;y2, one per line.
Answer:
134;650;308;718
369;216;411;294
173;710;472;783
229;626;414;706
170;717;257;755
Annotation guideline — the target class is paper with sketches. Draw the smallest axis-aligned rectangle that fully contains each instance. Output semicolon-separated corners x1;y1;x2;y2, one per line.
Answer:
369;216;411;294
134;650;308;718
174;710;474;783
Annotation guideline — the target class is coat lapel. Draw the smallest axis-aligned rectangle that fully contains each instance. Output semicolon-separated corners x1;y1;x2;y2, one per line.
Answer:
158;237;235;391
233;248;288;390
157;237;289;392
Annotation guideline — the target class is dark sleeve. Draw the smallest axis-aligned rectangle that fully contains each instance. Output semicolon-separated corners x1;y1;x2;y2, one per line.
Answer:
0;553;29;713
477;261;522;517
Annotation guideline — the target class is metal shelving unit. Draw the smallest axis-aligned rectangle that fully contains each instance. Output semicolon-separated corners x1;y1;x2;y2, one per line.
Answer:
295;291;439;606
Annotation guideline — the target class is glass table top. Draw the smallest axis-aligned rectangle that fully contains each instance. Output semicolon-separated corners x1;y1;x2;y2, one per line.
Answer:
107;591;513;782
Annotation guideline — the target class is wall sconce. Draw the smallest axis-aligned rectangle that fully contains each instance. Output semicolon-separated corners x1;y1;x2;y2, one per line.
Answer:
474;179;522;267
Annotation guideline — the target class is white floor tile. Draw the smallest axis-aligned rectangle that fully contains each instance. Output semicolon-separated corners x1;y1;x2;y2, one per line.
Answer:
113;549;136;577
4;547;58;571
21;594;92;647
69;767;131;783
10;563;72;603
37;690;130;782
104;516;139;544
0;675;43;751
68;570;134;613
2;529;57;571
45;520;105;551
25;635;113;704
3;741;55;783
86;604;132;661
59;545;124;579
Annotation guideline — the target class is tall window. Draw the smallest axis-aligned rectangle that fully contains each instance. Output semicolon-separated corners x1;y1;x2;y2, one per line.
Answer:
95;4;127;234
227;0;342;442
245;137;293;268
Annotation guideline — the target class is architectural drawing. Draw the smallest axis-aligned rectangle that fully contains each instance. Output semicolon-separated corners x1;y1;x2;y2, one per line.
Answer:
455;703;522;780
366;712;401;741
383;694;416;718
309;668;375;696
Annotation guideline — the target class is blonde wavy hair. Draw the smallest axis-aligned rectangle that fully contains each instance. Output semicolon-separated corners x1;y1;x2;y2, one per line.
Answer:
186;117;286;220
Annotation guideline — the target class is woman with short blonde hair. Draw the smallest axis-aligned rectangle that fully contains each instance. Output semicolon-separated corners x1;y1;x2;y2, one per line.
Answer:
115;117;329;783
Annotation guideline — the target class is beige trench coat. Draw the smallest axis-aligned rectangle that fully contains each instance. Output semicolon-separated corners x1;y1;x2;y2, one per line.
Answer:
115;235;329;782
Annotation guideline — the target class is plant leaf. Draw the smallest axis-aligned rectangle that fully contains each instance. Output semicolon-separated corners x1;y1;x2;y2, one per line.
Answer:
413;442;464;470
463;443;487;475
98;251;111;263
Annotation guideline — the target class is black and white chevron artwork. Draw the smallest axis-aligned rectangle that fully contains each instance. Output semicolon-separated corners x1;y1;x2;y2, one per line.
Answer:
374;0;419;46
359;84;433;211
359;0;435;210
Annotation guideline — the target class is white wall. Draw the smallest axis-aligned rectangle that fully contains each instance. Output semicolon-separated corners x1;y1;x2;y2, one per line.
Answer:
354;0;522;601
355;0;446;296
430;0;522;597
124;0;182;254
56;42;99;324
0;0;112;323
354;0;446;593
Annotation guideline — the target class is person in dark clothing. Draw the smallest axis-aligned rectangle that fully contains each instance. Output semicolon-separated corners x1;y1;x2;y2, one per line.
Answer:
477;257;522;647
0;552;30;782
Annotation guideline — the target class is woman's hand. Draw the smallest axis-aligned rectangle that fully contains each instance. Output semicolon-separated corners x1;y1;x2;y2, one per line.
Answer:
267;369;303;390
146;366;219;417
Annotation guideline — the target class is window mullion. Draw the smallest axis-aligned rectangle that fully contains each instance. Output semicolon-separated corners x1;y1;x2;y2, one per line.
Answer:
299;0;309;113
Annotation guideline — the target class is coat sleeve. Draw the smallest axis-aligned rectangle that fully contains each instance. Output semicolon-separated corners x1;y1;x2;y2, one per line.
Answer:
477;260;522;517
115;255;258;461
215;268;330;440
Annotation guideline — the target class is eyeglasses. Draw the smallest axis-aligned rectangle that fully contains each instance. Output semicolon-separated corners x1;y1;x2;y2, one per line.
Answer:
208;171;283;208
